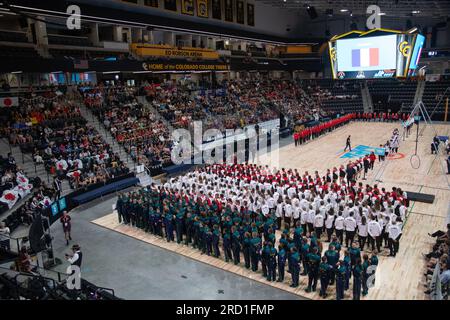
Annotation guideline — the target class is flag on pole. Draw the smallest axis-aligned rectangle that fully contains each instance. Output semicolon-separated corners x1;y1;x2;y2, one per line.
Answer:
0;97;19;107
74;59;89;69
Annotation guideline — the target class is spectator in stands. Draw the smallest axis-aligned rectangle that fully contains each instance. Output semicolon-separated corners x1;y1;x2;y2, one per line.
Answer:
441;264;450;289
17;246;33;273
53;176;62;200
447;155;450;175
428;223;450;243
423;222;450;297
0;222;11;251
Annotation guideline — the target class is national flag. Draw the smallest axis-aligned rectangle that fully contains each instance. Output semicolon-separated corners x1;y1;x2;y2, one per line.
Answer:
74;59;89;69
0;97;19;107
352;48;379;67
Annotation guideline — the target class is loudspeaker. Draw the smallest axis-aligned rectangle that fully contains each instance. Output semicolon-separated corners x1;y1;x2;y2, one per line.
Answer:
325;9;333;16
406;19;413;29
306;6;318;19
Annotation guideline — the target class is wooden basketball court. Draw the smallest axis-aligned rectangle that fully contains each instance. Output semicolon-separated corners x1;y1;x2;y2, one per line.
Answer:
92;121;450;300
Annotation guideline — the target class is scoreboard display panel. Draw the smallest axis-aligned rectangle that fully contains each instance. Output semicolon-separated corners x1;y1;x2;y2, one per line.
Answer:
329;29;425;79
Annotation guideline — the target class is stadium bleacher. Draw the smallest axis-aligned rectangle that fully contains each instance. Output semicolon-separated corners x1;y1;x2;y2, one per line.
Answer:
0;30;29;43
368;79;418;113
422;80;450;120
47;34;93;47
0;45;40;59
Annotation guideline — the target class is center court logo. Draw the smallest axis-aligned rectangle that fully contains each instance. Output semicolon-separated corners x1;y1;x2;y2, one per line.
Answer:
171;121;280;167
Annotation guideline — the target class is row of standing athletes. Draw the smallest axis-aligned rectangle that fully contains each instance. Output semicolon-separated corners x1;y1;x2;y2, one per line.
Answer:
294;112;410;146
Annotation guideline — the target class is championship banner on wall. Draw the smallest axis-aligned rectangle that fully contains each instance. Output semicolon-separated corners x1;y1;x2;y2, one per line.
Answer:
144;0;159;7
247;3;254;26
197;0;209;18
0;97;19;107
236;0;244;24
142;61;229;72
164;0;177;11
131;44;219;59
212;0;222;19
224;0;233;22
181;0;195;15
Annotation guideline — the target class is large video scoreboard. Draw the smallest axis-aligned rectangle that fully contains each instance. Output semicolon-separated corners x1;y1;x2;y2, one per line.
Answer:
329;28;425;79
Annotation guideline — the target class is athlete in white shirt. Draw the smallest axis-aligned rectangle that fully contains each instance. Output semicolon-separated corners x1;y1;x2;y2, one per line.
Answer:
344;212;357;247
357;216;368;250
314;212;325;239
368;217;382;252
325;212;335;242
334;212;345;244
387;221;402;257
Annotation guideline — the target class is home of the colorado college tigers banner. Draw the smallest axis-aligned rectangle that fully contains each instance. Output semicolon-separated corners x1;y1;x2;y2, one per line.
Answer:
197;0;209;18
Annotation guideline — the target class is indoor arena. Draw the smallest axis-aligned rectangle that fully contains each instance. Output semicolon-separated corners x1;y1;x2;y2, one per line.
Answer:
0;0;449;306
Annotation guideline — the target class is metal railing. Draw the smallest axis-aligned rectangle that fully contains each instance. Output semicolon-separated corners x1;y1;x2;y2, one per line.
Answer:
0;264;119;300
0;233;29;255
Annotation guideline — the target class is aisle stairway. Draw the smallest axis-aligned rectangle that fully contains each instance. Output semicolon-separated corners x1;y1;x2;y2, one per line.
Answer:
361;82;374;113
137;95;202;156
0;138;48;183
413;79;426;106
0;138;70;194
137;96;176;132
77;102;152;187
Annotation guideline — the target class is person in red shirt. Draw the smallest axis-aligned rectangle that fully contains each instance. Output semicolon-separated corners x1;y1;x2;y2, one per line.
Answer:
369;152;376;169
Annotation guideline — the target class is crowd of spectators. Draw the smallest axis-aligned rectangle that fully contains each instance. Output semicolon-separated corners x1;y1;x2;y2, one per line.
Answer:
0;154;32;215
82;85;172;169
423;224;450;298
143;80;279;131
1;182;56;233
3;94;128;191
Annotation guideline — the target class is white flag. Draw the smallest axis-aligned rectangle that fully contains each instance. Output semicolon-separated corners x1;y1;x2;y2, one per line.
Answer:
0;97;18;107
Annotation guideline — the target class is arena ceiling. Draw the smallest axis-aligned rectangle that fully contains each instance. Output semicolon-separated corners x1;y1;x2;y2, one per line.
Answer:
259;0;450;18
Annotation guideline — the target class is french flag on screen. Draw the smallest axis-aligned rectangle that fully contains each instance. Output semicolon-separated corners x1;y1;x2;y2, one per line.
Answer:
352;48;379;67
